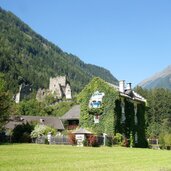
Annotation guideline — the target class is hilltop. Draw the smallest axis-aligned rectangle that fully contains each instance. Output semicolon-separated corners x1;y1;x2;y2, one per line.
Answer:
0;7;118;95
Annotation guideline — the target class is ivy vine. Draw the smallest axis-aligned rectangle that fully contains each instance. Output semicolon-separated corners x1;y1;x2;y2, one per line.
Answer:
77;77;147;147
77;77;119;136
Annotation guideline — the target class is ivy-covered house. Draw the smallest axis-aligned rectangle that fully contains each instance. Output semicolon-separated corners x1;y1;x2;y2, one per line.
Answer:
77;77;147;147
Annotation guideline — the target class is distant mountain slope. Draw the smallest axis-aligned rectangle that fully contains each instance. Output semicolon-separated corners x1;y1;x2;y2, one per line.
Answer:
0;7;118;94
138;65;171;89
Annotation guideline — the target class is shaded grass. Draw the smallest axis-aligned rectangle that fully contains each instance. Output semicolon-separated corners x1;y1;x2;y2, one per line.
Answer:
0;144;171;171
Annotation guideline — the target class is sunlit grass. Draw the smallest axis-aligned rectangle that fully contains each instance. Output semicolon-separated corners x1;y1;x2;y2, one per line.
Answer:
0;144;171;171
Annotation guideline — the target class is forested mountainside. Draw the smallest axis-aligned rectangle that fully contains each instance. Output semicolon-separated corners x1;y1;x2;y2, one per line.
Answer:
0;7;118;95
138;65;171;90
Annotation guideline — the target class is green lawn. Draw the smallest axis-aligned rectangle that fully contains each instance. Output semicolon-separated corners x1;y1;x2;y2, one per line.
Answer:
0;144;171;171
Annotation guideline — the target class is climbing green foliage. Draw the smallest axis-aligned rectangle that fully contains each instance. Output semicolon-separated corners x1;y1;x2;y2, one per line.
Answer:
77;77;119;136
130;132;134;148
78;78;147;147
88;105;104;115
136;103;148;147
114;100;122;133
124;99;135;139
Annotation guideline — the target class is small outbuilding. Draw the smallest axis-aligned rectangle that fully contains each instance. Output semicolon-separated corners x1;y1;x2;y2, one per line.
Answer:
72;127;92;146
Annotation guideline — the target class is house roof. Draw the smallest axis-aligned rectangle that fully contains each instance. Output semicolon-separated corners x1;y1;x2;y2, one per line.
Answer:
60;105;80;120
107;82;146;103
72;127;92;134
5;116;64;130
5;121;22;130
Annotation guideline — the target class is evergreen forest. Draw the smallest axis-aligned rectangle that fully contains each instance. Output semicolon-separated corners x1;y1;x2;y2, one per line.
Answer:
0;7;118;96
134;86;171;147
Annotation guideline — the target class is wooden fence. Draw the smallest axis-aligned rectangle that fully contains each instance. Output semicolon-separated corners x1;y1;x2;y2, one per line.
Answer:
35;135;71;145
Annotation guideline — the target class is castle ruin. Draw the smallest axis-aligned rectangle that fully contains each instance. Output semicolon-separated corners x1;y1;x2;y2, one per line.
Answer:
15;84;32;103
36;76;72;101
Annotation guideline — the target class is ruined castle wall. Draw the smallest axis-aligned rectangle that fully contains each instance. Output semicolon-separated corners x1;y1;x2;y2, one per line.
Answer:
36;76;72;102
65;83;72;99
56;76;66;87
15;84;32;103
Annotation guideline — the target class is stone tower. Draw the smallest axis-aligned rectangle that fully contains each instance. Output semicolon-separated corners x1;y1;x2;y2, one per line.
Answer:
49;76;72;99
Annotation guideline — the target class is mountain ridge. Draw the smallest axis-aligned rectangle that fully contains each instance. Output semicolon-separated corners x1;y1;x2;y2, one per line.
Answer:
138;65;171;89
0;7;118;95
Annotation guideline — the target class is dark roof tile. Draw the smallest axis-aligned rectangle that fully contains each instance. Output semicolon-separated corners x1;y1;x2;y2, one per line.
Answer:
5;116;64;130
60;105;80;120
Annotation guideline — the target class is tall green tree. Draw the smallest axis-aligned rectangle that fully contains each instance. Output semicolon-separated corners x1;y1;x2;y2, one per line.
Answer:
0;73;11;130
134;86;171;138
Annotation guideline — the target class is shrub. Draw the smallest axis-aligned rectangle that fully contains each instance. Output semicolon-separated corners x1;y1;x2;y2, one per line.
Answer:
130;132;134;148
22;132;31;143
159;133;165;148
30;124;56;139
13;122;34;143
114;133;123;145
88;135;98;147
83;138;88;146
45;138;49;144
121;138;129;147
105;136;112;147
68;132;76;145
164;134;171;148
159;133;171;149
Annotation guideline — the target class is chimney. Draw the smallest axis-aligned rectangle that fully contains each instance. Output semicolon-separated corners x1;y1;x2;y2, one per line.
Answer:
40;118;44;124
126;83;132;90
119;80;125;93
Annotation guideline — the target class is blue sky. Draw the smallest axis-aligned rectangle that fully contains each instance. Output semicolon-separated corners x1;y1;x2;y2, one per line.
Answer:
1;0;171;86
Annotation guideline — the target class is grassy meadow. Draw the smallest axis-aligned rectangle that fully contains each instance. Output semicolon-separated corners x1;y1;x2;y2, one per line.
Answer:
0;144;171;171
